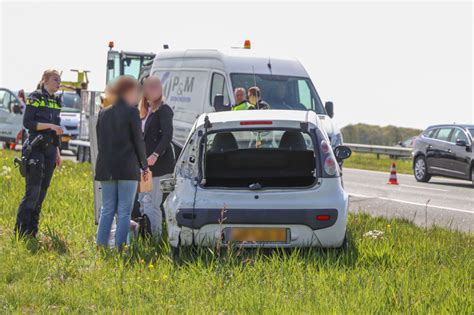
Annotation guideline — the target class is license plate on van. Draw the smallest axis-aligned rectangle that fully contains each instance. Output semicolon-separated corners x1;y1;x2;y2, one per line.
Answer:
230;228;288;243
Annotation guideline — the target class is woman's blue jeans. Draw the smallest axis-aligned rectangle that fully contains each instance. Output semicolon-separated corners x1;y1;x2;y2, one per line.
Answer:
96;180;138;248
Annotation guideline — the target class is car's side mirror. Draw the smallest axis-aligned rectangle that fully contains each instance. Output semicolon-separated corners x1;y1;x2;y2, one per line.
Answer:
213;94;226;112
160;178;176;193
455;139;468;147
334;145;352;161
325;101;334;118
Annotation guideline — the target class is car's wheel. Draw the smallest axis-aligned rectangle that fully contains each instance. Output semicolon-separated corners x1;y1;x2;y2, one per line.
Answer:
471;166;474;187
171;245;180;262
336;232;348;251
414;156;431;182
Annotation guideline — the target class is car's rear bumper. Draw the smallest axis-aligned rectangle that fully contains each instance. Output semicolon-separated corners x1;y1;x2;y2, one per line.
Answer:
176;208;338;230
172;206;347;248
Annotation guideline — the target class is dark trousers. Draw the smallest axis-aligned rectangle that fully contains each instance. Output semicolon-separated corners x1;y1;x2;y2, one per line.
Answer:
15;144;57;237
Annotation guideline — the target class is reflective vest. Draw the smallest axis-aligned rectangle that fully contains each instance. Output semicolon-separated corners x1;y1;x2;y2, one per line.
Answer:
232;101;255;111
23;89;62;146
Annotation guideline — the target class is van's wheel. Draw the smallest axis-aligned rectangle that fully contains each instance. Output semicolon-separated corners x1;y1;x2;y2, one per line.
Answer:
85;147;91;162
414;156;431;182
77;146;84;163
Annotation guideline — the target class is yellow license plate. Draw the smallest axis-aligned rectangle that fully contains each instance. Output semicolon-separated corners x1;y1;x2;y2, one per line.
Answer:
61;135;71;142
230;228;287;242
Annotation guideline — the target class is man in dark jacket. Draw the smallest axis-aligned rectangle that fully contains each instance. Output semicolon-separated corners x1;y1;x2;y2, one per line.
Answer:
248;86;270;110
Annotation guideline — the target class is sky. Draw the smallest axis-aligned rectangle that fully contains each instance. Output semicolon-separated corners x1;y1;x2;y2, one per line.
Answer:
1;0;472;129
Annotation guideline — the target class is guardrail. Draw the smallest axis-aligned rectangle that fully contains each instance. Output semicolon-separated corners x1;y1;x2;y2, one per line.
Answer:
344;143;412;159
47;140;413;162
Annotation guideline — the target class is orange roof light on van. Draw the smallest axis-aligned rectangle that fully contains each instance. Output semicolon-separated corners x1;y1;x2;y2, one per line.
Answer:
243;40;251;49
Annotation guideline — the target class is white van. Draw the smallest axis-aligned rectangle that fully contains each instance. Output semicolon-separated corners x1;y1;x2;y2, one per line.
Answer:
149;49;343;151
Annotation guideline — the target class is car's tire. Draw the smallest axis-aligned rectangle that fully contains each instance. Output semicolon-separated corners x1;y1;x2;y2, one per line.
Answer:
471;166;474;187
414;156;431;182
171;245;180;262
336;232;349;251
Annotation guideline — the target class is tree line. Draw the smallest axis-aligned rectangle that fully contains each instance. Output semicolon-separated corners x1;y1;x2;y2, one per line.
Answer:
341;123;422;146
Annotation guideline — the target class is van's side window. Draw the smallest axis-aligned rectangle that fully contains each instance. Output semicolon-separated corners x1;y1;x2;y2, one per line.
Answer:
297;80;314;110
210;73;229;106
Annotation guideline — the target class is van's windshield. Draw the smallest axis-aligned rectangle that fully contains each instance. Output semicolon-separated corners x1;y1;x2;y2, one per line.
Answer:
203;129;318;188
231;73;325;114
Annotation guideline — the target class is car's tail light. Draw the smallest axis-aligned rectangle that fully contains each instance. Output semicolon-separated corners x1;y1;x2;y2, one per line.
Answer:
240;120;273;125
324;156;337;176
316;215;331;221
320;140;330;154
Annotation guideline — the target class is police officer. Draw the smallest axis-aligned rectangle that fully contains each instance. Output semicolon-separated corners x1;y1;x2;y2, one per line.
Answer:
248;86;270;110
15;69;63;237
232;87;255;111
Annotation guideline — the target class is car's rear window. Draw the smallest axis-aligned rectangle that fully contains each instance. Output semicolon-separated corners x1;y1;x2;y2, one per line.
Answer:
469;128;474;139
203;129;317;188
206;130;314;151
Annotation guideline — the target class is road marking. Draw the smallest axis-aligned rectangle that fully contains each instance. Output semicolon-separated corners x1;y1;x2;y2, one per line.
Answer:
399;184;448;192
345;181;449;192
345;168;471;184
349;193;473;215
344;167;414;178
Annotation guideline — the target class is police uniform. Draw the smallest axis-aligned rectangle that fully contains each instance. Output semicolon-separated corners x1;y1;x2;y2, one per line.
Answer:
15;88;61;237
232;100;255;111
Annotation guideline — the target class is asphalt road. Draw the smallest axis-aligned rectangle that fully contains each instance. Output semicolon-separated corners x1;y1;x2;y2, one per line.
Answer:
344;168;473;232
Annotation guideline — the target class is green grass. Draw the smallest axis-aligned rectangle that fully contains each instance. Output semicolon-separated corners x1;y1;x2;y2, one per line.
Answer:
344;152;413;174
0;150;472;313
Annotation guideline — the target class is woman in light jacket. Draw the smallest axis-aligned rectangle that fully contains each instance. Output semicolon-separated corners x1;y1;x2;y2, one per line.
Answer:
95;76;150;249
138;75;175;239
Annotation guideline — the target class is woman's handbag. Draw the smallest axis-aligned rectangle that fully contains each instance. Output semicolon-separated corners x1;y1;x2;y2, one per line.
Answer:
139;171;153;192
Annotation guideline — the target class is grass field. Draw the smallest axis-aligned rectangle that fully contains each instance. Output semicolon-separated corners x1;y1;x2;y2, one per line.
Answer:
344;152;413;174
0;149;472;313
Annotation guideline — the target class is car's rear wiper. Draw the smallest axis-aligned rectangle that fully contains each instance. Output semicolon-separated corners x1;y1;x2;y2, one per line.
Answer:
249;182;262;190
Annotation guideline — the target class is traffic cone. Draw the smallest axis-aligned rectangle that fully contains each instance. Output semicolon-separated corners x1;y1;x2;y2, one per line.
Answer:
387;162;399;185
9;143;16;150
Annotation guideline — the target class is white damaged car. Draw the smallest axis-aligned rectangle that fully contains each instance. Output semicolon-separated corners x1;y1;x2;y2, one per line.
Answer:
161;110;351;254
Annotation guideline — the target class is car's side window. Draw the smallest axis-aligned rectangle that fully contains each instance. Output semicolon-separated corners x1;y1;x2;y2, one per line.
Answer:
210;73;230;107
450;128;468;143
435;128;453;142
423;128;437;138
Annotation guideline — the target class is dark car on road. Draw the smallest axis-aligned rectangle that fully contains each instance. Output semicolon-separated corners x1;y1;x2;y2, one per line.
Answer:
412;124;474;186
